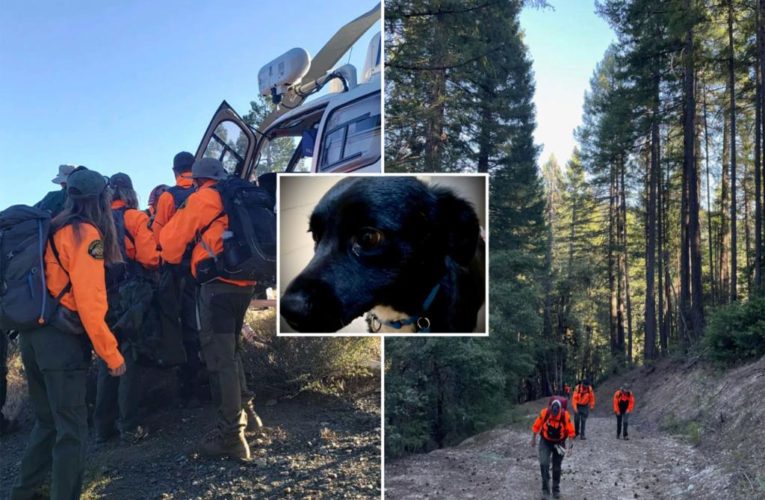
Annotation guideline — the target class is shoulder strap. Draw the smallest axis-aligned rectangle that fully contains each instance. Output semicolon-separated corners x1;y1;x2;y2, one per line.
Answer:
48;232;72;300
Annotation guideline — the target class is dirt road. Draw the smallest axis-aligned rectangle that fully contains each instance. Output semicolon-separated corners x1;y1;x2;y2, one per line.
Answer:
385;403;733;500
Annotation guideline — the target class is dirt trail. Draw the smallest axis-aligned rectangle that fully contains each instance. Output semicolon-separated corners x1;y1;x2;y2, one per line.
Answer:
1;389;380;499
385;402;732;500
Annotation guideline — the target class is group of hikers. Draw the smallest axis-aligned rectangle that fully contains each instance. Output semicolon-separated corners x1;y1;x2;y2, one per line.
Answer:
530;380;636;498
0;153;275;499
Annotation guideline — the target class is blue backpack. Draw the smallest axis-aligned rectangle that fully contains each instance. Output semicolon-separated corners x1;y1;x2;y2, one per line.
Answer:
0;205;68;330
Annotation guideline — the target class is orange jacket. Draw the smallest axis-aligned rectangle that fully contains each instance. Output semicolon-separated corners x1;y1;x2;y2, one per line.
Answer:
613;390;635;414
159;179;254;287
532;408;575;442
111;200;159;269
45;223;124;370
152;173;194;243
563;384;571;396
573;384;596;410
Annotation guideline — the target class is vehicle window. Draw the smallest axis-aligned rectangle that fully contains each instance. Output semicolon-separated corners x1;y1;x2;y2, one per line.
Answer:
202;120;250;174
319;93;381;171
253;136;311;176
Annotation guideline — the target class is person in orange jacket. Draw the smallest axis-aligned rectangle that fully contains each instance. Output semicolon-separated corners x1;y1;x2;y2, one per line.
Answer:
153;152;203;407
160;158;258;460
93;173;158;445
12;168;126;500
572;378;595;439
563;383;571;397
146;183;169;225
613;384;635;440
531;399;575;498
151;151;195;242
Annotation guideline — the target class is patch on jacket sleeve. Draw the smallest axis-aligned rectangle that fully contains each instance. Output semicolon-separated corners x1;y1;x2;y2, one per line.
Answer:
88;240;104;259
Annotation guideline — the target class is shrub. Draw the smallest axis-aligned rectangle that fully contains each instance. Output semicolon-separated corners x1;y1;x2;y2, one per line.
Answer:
704;296;765;364
241;309;380;395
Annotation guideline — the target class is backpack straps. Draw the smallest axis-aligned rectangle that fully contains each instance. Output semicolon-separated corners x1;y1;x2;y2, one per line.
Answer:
48;234;72;301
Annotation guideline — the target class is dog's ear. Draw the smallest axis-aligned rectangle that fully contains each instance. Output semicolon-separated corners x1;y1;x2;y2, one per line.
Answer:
432;187;480;266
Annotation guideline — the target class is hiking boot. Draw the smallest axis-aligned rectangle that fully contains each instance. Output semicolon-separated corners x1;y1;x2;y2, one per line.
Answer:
120;425;149;445
95;427;119;444
552;491;561;499
198;428;251;461
0;416;20;436
623;435;629;440
616;434;621;439
579;435;586;440
542;483;550;494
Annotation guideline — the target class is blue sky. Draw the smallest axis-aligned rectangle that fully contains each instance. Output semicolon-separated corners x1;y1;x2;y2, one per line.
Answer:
520;1;615;168
0;0;379;207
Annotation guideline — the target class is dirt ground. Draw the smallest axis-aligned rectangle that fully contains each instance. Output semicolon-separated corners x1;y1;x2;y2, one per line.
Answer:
385;400;729;500
386;354;765;499
0;320;382;499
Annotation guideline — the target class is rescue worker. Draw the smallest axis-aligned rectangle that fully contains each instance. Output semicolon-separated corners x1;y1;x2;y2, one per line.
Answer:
160;158;256;460
531;399;575;498
146;183;169;222
11;168;126;500
94;173;159;444
572;378;595;439
34;164;75;217
153;152;203;407
563;383;571;398
613;384;635;440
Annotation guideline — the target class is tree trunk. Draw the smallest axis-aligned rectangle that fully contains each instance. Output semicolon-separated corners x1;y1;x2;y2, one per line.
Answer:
621;158;634;364
424;14;447;171
703;83;717;304
609;164;619;358
756;0;764;291
728;0;738;302
721;108;731;302
645;83;659;359
688;9;704;338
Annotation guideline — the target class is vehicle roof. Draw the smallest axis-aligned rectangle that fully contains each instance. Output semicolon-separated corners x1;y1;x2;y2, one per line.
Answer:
263;73;380;134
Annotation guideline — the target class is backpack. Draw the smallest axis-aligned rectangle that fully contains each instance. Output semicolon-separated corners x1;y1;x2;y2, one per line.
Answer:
0;205;66;330
195;177;276;286
542;408;567;442
548;395;568;412
168;185;195;209
105;207;153;341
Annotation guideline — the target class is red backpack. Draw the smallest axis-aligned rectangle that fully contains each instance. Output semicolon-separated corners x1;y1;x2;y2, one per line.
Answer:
548;395;568;412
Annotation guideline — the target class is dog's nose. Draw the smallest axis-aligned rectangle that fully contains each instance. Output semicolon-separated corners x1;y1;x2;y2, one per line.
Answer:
280;290;311;328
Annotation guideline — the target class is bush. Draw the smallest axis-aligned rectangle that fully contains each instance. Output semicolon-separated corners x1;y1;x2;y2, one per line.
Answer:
241;309;380;395
704;296;765;364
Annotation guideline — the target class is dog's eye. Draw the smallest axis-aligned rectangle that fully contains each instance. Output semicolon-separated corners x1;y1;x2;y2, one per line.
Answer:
356;228;384;250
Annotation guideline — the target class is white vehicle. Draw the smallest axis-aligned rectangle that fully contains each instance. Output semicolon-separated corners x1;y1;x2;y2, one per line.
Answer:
194;3;381;187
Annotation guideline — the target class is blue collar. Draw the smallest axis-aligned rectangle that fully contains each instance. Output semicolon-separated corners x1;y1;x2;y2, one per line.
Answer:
367;282;441;333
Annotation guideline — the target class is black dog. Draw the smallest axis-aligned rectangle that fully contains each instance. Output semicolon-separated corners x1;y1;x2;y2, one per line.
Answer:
280;177;485;333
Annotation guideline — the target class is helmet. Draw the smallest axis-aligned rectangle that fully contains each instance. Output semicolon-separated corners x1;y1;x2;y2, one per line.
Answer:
192;158;228;181
67;168;107;199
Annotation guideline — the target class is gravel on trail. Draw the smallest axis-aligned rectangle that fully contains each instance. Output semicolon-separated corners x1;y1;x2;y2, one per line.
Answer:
385;401;733;500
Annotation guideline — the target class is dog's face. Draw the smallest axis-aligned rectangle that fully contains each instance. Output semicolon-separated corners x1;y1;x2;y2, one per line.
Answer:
280;177;479;332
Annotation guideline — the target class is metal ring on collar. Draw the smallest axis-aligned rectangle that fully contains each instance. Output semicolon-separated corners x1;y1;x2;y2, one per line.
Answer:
416;317;431;331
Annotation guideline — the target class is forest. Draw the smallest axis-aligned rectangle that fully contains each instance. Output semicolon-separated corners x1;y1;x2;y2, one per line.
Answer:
384;0;765;457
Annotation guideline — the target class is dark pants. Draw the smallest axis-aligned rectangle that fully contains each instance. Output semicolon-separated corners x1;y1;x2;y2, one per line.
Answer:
94;340;142;436
177;268;202;400
12;326;90;500
574;405;589;437
617;411;630;437
538;437;565;493
198;281;253;434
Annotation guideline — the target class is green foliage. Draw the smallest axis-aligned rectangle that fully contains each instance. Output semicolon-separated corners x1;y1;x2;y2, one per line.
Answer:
704;297;765;364
242;310;379;395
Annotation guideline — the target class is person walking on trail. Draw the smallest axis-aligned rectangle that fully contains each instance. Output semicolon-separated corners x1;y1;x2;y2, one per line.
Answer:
11;168;126;500
94;173;159;445
613;384;635;440
563;383;571;398
572;379;595;439
531;399;575;498
160;158;259;461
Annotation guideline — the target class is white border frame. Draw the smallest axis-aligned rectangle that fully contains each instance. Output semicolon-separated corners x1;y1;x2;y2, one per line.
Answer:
275;172;490;338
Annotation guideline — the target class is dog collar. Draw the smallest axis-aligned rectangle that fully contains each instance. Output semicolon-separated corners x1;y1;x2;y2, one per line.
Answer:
367;282;441;333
